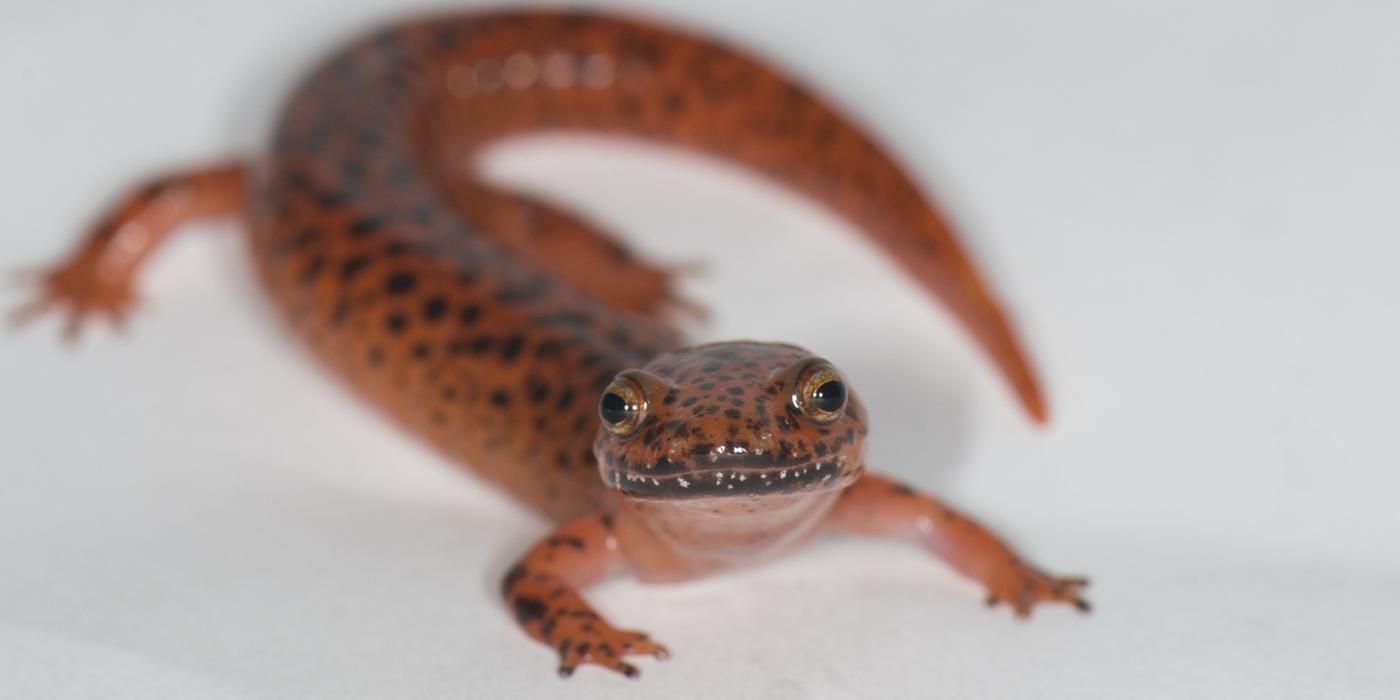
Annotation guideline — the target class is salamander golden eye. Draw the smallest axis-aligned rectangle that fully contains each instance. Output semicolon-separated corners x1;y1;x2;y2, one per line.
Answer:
795;364;847;423
810;378;846;414
599;377;647;436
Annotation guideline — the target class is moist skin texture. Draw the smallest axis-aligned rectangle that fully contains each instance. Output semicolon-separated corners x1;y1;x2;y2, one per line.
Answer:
19;9;1087;679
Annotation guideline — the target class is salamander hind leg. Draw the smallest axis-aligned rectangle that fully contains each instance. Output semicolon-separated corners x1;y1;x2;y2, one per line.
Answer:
502;513;669;678
829;473;1090;618
12;163;246;340
446;181;702;322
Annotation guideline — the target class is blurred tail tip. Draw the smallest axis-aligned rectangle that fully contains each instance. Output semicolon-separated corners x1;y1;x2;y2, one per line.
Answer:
1028;400;1049;425
1020;386;1050;425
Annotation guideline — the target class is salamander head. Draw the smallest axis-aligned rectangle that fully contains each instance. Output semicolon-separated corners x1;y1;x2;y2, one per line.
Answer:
593;341;868;499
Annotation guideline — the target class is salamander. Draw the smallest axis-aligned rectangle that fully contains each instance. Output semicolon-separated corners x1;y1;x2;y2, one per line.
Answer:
15;9;1088;678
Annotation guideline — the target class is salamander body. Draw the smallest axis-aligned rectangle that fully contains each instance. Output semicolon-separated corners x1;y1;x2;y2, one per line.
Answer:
19;10;1086;678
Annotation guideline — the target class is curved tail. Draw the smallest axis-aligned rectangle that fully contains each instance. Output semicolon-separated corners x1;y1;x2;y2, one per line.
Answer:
310;10;1049;420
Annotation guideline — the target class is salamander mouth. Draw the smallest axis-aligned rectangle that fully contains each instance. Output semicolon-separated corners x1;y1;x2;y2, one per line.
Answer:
607;456;862;498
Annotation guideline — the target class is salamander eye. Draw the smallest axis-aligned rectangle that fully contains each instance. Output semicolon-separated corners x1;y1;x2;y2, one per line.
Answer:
794;364;848;424
599;376;647;437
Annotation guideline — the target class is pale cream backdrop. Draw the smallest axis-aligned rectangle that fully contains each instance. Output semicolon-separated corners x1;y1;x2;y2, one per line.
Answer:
2;1;1397;698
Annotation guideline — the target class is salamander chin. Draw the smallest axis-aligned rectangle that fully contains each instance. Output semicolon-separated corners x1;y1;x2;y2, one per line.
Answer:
593;341;869;501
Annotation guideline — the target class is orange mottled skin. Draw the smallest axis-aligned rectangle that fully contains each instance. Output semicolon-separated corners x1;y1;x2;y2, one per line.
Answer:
18;10;1086;678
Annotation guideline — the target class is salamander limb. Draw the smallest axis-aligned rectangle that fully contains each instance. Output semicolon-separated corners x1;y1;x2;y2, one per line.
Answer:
828;474;1090;617
502;513;669;678
11;163;246;340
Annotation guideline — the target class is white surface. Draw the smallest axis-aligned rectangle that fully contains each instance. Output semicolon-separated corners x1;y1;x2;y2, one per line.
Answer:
2;1;1398;698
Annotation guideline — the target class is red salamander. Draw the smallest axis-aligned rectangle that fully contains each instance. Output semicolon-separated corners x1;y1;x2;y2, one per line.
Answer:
18;9;1087;678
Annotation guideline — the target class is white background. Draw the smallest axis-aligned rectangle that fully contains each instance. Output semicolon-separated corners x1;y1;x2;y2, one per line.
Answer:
3;1;1398;698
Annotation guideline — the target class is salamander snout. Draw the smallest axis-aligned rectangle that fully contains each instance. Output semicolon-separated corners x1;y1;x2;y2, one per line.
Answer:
593;341;868;498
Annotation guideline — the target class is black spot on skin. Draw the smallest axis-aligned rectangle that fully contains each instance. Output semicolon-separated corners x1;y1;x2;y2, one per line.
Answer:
501;334;525;362
531;311;594;327
385;272;418;295
413;342;430;360
422;296;448;321
892;482;917;497
529;381;549;404
534;340;563;358
340;158;367;181
340;255;371;281
724;408;742;419
455;266;481;286
138;177;175;199
459;304;482;325
406;202;438;226
664;90;686;113
314;190;351;209
490;389;511;407
495;278;551;304
432;25;460;50
386;160;416;189
271;227;319;257
385;313;408;334
501;563;529;597
356;129;384;150
282;169;314;192
513;596;547;625
329;299;350;326
302;122;332;155
592;369;617;390
348;216;384;237
298;256;326;285
607;327;631;347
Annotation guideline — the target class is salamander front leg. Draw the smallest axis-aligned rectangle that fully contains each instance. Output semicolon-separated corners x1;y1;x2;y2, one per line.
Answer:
11;162;245;340
829;473;1090;617
501;513;669;679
